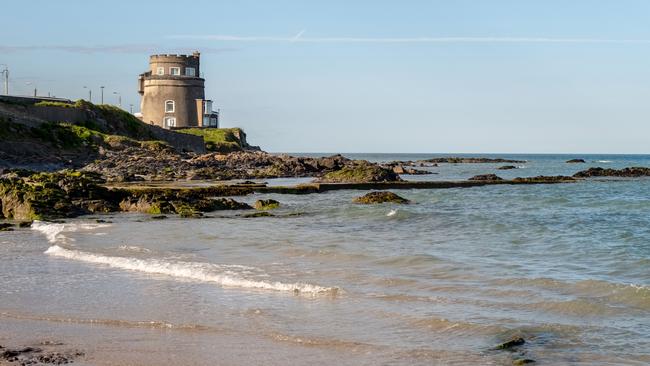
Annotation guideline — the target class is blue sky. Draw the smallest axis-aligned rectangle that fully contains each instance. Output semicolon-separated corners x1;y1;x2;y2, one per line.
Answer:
2;0;650;153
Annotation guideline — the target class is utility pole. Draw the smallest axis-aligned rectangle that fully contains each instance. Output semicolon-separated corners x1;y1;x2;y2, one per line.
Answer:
100;86;105;104
113;91;121;107
83;86;92;102
0;64;8;95
129;104;133;114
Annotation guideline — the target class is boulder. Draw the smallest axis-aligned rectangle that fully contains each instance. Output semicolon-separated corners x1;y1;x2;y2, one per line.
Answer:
566;159;586;163
353;191;410;204
468;174;503;181
497;165;517;170
254;199;280;210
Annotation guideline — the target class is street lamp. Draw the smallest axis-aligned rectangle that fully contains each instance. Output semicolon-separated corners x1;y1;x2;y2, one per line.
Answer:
25;82;37;97
100;86;105;104
113;91;121;108
83;86;92;102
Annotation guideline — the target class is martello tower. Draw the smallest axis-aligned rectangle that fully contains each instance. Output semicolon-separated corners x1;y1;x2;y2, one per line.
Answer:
138;51;218;129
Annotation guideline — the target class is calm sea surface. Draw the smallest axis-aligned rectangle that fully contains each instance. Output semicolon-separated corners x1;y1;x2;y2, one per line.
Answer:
1;154;650;365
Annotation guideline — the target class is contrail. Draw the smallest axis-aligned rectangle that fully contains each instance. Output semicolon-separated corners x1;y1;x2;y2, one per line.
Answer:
167;34;650;44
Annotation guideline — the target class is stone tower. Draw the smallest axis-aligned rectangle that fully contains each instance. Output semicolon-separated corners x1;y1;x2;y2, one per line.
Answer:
138;51;219;129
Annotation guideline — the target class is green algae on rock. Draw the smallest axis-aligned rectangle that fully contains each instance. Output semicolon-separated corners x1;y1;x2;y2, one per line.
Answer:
353;191;410;204
318;161;401;183
254;199;280;210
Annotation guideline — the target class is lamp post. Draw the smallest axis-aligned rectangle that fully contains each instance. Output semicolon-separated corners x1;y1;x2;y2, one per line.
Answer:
113;91;121;108
25;82;37;97
100;86;105;104
83;86;92;102
0;64;8;95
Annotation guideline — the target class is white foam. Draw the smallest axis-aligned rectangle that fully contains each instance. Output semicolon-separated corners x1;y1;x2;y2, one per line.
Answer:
32;221;112;244
44;245;338;296
386;209;398;217
598;160;612;163
31;221;66;243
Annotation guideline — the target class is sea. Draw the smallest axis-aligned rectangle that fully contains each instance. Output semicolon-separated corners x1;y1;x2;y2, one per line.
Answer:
1;154;649;365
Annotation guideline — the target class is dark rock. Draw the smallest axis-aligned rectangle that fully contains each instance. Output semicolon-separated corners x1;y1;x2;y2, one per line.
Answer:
495;337;526;350
469;174;503;181
513;359;536;365
353;191;410;204
243;211;274;218
513;175;575;183
254;199;280;210
317;161;402;183
421;157;526;164
573;167;650;178
151;215;168;220
498;165;518;170
566;159;586;163
0;223;14;231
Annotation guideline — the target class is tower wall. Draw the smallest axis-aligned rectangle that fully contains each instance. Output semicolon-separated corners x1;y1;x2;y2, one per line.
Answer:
139;52;205;128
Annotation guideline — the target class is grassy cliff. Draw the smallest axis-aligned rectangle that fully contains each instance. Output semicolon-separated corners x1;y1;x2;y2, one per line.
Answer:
176;128;253;152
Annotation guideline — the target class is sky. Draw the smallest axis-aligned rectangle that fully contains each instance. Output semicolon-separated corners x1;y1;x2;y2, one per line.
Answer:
1;0;650;153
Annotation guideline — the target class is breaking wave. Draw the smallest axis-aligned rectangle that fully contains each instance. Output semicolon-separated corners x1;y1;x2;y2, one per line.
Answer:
44;245;338;296
32;221;112;244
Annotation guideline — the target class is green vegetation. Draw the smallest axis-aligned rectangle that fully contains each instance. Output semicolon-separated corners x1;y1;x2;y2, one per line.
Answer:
177;128;244;152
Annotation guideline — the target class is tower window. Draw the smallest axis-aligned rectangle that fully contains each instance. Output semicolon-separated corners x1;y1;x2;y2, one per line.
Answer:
165;100;175;113
185;67;196;76
170;67;180;76
156;67;164;75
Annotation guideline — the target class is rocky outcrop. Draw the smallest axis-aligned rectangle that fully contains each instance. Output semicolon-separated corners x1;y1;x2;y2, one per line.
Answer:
573;167;650;178
0;170;255;220
254;199;280;210
353;191;410;204
512;175;575;183
497;165;518;170
469;174;503;181
0;170;124;220
317;161;402;183
566;159;586;163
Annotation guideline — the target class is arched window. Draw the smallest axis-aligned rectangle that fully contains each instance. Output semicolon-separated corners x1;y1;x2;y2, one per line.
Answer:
164;100;175;113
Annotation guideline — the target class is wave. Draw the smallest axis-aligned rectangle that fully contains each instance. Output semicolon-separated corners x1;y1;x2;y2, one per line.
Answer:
32;221;111;244
44;245;339;296
597;160;612;163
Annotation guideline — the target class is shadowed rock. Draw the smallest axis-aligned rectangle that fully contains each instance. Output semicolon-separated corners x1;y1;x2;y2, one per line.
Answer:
469;174;503;181
573;167;650;178
566;159;586;163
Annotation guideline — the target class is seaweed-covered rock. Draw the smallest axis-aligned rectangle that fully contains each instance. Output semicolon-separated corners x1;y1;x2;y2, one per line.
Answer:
497;165;518;170
512;175;576;183
254;199;280;210
566;159;586;163
469;174;503;181
495;337;526;350
353;191;410;204
573;167;650;178
0;170;124;220
317;161;402;183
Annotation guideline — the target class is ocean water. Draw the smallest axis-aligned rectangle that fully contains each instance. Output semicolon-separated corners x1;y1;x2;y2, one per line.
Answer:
1;154;650;365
